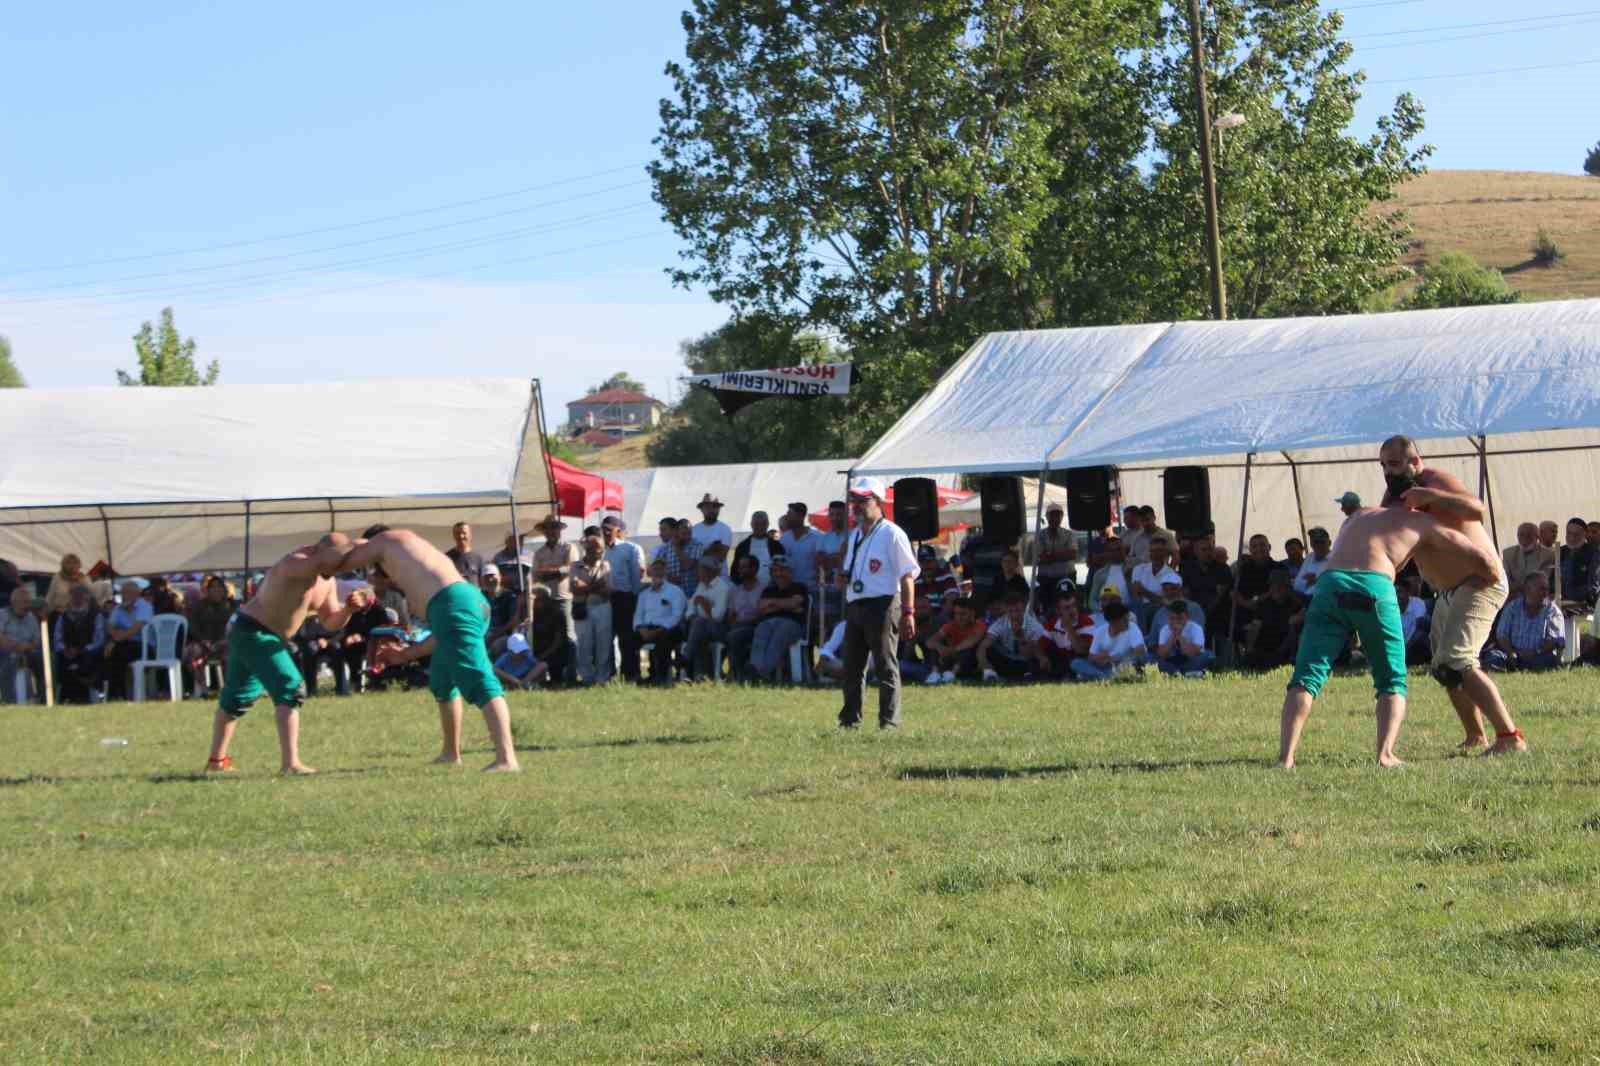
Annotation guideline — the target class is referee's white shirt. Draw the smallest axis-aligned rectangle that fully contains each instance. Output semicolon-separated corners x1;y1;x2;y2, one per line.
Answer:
843;518;919;603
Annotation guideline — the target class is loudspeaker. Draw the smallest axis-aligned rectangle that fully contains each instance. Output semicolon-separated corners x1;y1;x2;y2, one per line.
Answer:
1063;466;1115;532
1163;466;1212;536
978;476;1026;543
892;477;940;541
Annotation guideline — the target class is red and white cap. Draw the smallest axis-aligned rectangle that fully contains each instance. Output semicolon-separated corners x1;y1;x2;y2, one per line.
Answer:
848;476;888;501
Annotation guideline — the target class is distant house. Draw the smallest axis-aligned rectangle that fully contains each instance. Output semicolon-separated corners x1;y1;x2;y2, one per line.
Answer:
565;388;666;436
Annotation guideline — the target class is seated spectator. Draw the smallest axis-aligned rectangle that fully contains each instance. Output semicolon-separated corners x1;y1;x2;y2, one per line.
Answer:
1558;517;1600;607
981;550;1031;612
924;596;987;684
977;594;1050;682
492;530;530;592
1088;538;1131;604
369;568;411;628
1539;520;1559;552
1041;585;1089;677
184;575;235;695
570;534;614;685
1246;569;1303;670
1128;536;1180;630
103;580;154;701
912;545;960;638
146;576;184;615
1182;535;1233;634
748;559;808;683
1293;527;1334;596
297;616;350;697
1485;572;1564;672
733;510;785;588
52;583;107;703
1502;522;1556;590
1071;601;1147;681
1231;534;1282;637
1150;574;1206;645
493;632;549;690
338;587;391;688
483;568;526;654
529;587;573;684
0;586;44;703
682;555;732;681
633;559;687;686
0;558;18;604
1153;599;1213;678
44;553;92;617
1397;576;1432;665
1282;538;1306;581
722;556;765;681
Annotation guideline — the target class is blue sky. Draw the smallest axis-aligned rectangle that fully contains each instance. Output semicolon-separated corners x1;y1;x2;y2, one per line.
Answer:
2;0;1594;419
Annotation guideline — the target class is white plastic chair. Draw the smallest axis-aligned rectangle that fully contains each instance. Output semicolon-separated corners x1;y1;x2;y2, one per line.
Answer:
787;641;811;684
709;641;726;681
132;614;187;702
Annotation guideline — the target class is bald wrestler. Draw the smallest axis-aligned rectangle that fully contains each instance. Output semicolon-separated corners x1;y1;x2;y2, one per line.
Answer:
1379;435;1526;755
342;526;519;772
206;533;359;774
1277;505;1501;769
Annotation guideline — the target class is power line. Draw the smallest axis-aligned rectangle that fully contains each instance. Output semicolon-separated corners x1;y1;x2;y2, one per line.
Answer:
1329;1;1428;10
1368;56;1600;84
1359;13;1600;50
1348;8;1600;39
0;179;650;297
0;162;648;277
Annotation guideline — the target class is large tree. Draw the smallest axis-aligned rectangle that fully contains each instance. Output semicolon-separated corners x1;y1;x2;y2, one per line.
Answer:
0;335;23;388
651;0;1430;449
117;308;219;386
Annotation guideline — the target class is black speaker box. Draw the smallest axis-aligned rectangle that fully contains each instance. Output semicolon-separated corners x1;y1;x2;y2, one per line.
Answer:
1163;466;1212;535
892;477;940;541
978;476;1026;543
1063;466;1115;532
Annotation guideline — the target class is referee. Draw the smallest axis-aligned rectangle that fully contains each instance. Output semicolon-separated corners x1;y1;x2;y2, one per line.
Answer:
836;476;919;730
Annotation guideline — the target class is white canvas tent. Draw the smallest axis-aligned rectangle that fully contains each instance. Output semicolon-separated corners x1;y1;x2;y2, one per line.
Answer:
0;378;556;574
855;299;1600;553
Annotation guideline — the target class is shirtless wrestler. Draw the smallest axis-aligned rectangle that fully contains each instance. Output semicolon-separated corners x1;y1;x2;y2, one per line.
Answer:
342;526;520;772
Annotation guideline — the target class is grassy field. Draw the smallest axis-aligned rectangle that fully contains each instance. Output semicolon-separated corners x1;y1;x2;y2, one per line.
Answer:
1393;170;1600;301
4;668;1599;1065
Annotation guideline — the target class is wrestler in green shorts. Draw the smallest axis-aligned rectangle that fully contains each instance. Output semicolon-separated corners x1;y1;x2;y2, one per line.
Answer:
1288;569;1407;698
219;614;307;716
425;580;504;706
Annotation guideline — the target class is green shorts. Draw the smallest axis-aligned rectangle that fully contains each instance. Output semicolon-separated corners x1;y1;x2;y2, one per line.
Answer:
219;614;306;717
425;581;503;707
1288;569;1407;699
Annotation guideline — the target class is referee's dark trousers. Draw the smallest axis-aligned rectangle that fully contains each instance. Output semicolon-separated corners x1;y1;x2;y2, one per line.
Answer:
839;592;903;729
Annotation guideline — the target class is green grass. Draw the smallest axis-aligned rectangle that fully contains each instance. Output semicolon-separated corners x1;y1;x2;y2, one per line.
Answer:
4;668;1600;1064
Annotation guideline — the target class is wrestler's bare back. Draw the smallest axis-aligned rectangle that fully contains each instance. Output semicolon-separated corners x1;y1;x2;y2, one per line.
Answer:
1327;507;1498;586
240;549;340;640
1397;468;1504;590
344;529;462;609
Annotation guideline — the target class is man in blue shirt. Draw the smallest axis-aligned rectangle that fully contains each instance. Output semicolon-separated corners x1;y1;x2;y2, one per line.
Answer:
633;559;688;685
603;516;647;683
104;579;155;700
492;633;548;690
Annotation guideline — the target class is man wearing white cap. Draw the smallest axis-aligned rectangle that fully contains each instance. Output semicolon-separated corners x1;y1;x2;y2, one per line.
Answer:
1025;501;1077;597
836;476;919;730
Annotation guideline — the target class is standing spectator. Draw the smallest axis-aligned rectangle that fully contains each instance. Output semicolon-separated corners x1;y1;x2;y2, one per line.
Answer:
1153;599;1213;677
814;500;851;632
0;587;43;702
982;549;1031;611
1502;522;1557;589
733;510;784;588
103;580;154;700
835;477;919;729
1131;506;1175;565
492;531;530;593
1282;538;1306;582
1558;517;1600;606
923;596;987;684
445;522;486;584
531;514;577;672
184;575;236;695
1397;576;1432;665
492;633;549;690
779;502;822;593
977;594;1050;681
1335;491;1362;520
53;584;107;703
0;558;19;604
45;553;92;616
602;516;646;683
633;559;687;686
570;534;614;685
691;494;733;564
748;558;809;682
1293;527;1334;596
1025;503;1077;594
1485;572;1564;672
1071;601;1147;680
654;519;702;597
682;556;733;680
722;556;765;680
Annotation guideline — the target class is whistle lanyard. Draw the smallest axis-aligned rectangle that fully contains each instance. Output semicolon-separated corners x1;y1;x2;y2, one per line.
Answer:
848;521;885;590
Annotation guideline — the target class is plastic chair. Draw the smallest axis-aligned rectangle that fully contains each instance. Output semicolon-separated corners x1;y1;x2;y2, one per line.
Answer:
787;641;811;684
709;642;726;681
132;614;188;702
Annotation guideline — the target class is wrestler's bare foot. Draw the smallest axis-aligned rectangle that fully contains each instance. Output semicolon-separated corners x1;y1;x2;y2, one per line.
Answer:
1276;759;1294;770
482;759;521;773
1485;731;1528;756
1453;735;1489;755
1377;754;1407;769
431;753;463;766
281;763;317;775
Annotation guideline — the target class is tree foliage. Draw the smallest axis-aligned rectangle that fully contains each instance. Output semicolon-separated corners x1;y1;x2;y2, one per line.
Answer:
1585;141;1600;178
646;314;849;466
117;308;218;386
1402;251;1519;311
586;371;649;396
650;0;1431;456
0;335;23;388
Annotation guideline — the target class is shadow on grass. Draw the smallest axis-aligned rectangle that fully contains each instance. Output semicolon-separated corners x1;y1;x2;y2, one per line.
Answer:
146;766;384;784
0;774;60;788
574;733;733;751
897;756;1263;781
1492;916;1600;953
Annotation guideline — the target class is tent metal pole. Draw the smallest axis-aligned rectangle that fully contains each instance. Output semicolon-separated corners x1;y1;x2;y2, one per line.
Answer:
1030;465;1049;611
97;506;114;573
243;501;252;577
1228;452;1255;663
1282;451;1307;545
1478;435;1500;551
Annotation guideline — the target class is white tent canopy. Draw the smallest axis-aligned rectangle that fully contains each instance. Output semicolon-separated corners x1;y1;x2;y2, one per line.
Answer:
0;378;555;574
855;300;1600;552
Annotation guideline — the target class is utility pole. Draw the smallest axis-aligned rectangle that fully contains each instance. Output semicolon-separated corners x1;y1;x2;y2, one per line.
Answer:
1185;0;1228;321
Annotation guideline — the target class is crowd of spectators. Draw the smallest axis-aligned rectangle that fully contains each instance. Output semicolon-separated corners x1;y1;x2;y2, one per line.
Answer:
6;494;1600;705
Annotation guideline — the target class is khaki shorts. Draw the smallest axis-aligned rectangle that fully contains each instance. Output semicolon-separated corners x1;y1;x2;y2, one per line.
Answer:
1430;579;1507;672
